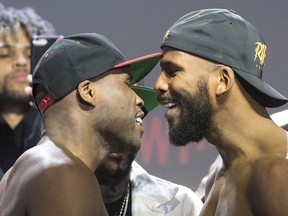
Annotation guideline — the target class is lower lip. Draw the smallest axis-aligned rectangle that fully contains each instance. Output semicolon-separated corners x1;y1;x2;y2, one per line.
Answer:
165;107;175;118
136;123;144;135
13;74;28;83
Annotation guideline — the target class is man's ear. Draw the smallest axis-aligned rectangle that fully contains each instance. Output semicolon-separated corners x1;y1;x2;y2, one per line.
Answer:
215;66;235;96
77;80;97;106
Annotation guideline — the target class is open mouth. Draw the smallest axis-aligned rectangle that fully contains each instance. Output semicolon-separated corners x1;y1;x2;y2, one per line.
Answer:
135;117;142;126
162;101;179;121
163;102;177;110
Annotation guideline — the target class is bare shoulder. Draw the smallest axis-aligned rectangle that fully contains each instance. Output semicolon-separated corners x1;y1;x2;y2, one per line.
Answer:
247;156;288;216
1;143;108;216
27;147;107;215
249;156;288;185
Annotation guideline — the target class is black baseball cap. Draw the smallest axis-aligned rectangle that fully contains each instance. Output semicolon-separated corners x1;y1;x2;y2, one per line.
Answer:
32;33;161;114
161;8;287;107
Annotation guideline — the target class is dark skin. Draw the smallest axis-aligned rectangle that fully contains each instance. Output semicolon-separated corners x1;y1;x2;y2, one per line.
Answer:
155;47;288;216
0;137;107;216
0;68;145;215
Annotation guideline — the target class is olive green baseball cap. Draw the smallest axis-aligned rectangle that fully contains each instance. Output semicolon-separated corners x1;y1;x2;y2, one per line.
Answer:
161;8;287;107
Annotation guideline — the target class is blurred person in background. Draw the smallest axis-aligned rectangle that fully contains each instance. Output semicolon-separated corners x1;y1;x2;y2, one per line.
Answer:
0;3;55;174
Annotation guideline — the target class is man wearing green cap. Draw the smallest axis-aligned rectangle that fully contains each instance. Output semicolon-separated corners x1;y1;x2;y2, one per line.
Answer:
0;32;161;215
155;8;288;216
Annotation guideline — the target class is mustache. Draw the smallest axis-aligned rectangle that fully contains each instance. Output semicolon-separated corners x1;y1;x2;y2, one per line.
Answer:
157;92;180;104
157;94;166;103
13;68;29;74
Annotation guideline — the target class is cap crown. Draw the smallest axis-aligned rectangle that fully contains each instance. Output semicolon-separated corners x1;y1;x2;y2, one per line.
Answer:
162;9;265;78
32;33;126;102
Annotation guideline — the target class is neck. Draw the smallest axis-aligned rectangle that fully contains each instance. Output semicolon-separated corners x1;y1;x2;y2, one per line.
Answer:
1;103;30;129
44;117;109;172
208;99;287;166
2;111;26;129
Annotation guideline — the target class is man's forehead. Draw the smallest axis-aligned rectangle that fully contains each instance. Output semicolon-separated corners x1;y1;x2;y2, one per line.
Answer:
0;29;30;48
90;67;131;82
162;48;208;65
160;50;187;68
0;27;28;42
111;67;132;79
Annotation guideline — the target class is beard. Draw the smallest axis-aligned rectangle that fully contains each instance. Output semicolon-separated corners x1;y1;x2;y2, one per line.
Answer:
0;85;29;109
169;78;213;146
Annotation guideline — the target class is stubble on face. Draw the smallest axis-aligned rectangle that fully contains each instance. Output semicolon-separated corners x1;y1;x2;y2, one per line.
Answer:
0;76;30;108
169;77;213;146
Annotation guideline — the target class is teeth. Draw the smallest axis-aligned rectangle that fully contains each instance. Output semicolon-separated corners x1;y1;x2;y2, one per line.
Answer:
136;117;142;125
163;103;176;109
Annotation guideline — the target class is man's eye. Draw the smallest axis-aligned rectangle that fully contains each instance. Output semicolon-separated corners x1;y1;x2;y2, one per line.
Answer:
166;69;178;77
126;81;131;86
0;49;11;58
25;49;31;58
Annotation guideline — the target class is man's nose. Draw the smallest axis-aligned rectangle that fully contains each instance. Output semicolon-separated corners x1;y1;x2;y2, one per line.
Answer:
13;53;28;69
154;72;169;95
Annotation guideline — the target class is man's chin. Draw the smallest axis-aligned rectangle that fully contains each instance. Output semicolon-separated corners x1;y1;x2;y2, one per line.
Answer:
169;124;205;146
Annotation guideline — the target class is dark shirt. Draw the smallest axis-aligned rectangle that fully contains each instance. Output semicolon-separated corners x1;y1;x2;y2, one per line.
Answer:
0;167;3;180
104;184;132;216
0;107;43;173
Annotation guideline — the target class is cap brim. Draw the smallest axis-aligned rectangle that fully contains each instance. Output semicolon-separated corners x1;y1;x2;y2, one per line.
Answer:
114;52;162;84
131;86;159;116
233;68;288;107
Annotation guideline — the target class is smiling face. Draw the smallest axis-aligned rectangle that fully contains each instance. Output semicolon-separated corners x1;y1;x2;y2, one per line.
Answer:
92;68;145;153
0;27;31;108
154;47;215;145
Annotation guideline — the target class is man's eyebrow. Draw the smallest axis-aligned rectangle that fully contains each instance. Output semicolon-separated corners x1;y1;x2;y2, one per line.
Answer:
0;44;30;49
160;60;182;70
0;44;11;49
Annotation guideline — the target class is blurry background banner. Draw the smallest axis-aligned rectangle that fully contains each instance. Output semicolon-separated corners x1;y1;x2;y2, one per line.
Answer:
7;0;288;190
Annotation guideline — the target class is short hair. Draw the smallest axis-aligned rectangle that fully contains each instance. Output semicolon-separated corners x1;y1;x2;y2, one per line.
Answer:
0;3;55;37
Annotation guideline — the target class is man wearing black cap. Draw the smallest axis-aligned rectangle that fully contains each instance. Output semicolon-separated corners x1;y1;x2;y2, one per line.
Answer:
155;8;288;215
0;32;161;215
